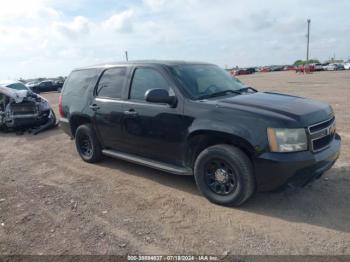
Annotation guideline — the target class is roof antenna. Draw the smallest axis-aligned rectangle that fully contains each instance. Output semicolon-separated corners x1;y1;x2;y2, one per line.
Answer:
125;50;129;62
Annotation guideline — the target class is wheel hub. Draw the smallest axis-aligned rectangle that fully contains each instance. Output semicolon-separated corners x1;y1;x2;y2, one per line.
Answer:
79;135;92;157
205;159;237;196
214;168;228;183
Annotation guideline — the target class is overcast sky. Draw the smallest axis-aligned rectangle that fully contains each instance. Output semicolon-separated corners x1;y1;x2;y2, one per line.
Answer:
0;0;349;79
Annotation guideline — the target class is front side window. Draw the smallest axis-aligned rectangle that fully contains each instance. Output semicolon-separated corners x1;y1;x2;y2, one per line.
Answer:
97;67;126;99
130;68;170;101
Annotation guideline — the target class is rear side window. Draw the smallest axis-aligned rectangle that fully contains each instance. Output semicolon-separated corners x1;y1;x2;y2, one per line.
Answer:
63;69;97;96
130;68;170;101
97;67;126;99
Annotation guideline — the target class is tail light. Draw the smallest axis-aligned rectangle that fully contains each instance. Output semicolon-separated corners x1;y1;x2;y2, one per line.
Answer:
58;95;64;118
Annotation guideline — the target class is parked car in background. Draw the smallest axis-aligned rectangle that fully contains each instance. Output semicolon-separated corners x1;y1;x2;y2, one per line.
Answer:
284;66;296;71
270;66;284;72
245;68;256;74
230;68;255;76
30;80;63;93
344;62;350;70
54;79;65;87
323;63;337;71
259;67;271;73
234;69;250;76
323;63;344;71
25;81;39;89
59;60;340;206
314;64;324;71
335;64;345;70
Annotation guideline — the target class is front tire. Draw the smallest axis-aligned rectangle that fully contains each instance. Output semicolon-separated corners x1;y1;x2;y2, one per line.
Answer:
194;144;255;206
75;124;102;163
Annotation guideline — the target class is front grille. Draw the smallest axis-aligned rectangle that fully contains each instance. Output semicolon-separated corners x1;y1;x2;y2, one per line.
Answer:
309;117;334;133
308;117;336;152
11;102;37;115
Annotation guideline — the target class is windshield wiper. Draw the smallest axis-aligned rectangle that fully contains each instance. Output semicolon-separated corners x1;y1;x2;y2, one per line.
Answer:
197;90;241;100
237;87;258;93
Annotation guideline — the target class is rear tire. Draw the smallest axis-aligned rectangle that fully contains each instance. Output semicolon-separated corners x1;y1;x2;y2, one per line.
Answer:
194;144;255;206
75;124;103;163
50;109;57;125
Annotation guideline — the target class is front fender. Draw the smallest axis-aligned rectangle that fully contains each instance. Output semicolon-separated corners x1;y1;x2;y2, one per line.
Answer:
187;118;257;148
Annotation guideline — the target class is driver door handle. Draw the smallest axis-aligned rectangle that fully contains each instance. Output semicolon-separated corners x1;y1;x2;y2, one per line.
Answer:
89;104;100;111
124;109;138;117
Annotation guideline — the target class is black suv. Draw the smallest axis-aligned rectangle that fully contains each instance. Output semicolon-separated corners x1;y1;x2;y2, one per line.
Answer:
59;61;341;206
31;80;63;93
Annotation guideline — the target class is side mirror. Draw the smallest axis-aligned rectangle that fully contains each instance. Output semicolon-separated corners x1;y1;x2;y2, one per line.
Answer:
145;89;177;107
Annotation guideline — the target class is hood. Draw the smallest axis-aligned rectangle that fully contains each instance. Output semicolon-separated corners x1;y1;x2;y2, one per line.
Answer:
0;86;29;103
0;85;47;104
217;92;333;126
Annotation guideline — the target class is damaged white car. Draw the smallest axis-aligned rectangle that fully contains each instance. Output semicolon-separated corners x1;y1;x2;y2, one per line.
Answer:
0;81;57;134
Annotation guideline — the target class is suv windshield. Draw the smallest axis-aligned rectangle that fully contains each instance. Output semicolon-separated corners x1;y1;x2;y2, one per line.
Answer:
169;64;245;100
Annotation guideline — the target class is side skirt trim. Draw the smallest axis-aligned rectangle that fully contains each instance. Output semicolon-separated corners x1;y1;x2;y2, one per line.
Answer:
102;149;192;176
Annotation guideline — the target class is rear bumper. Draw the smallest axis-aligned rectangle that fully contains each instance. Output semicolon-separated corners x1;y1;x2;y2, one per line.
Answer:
255;133;341;191
59;117;72;137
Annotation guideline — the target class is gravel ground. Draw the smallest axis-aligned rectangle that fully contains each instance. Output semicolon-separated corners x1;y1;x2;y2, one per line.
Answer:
0;70;349;255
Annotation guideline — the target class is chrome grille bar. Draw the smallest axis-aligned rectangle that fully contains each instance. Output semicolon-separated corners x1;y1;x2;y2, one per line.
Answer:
308;117;336;152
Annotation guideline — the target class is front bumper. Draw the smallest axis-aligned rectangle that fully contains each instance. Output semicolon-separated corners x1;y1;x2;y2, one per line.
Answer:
4;110;50;129
254;133;341;191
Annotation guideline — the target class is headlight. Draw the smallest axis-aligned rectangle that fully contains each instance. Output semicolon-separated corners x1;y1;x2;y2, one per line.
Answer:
267;128;308;152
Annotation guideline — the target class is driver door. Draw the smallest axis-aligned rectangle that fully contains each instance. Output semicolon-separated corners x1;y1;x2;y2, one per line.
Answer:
121;67;186;166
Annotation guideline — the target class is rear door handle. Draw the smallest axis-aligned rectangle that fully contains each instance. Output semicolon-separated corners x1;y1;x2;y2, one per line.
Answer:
124;109;138;117
89;104;100;111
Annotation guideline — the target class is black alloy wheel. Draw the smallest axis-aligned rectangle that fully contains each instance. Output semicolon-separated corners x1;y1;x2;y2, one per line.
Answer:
205;158;237;195
78;134;93;158
75;124;103;163
194;144;255;206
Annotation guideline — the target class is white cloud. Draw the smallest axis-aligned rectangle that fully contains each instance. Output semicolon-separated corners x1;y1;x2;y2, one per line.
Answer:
143;0;167;10
102;10;134;33
0;0;61;25
53;16;91;38
0;0;44;16
0;0;349;79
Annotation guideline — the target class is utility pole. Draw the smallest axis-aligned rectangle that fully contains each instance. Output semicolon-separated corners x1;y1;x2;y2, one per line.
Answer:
125;50;129;62
306;19;311;64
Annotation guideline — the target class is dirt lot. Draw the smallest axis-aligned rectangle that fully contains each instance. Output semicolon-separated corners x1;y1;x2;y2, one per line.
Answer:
0;71;349;255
